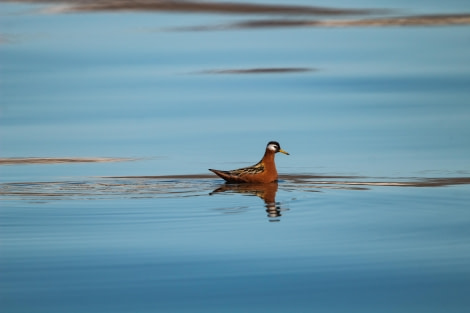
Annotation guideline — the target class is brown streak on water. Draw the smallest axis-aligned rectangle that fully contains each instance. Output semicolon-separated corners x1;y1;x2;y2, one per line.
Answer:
4;0;381;15
198;67;315;74
0;157;136;165
176;14;470;31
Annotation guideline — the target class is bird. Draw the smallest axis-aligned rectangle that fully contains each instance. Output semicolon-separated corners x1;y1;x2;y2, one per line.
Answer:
209;141;289;183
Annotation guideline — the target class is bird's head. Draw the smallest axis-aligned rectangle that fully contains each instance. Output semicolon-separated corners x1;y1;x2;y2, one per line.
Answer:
267;141;289;155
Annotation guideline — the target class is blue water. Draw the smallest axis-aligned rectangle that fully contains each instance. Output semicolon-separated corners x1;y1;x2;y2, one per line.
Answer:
2;181;470;313
1;1;470;312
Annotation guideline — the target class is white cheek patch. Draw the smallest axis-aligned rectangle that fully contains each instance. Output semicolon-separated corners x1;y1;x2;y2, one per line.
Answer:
267;144;278;151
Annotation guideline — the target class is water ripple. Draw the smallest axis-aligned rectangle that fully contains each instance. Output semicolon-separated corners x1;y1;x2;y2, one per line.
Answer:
1;175;469;202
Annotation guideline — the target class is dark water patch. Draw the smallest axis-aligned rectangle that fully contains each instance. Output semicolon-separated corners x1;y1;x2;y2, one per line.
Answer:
280;174;470;188
321;13;470;27
5;0;383;16
110;174;215;179
0;157;136;165
198;67;315;75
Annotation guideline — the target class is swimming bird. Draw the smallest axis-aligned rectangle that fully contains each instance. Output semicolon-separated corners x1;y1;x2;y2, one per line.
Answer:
209;141;289;183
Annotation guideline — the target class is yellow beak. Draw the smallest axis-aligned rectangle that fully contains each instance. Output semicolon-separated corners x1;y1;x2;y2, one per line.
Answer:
279;148;289;155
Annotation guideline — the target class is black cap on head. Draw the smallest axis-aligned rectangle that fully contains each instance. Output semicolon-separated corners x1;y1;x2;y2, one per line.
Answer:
267;141;280;147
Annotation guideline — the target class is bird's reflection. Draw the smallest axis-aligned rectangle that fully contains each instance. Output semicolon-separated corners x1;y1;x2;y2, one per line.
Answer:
210;182;288;221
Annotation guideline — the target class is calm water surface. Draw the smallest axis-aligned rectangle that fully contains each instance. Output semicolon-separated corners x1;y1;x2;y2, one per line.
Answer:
1;1;470;312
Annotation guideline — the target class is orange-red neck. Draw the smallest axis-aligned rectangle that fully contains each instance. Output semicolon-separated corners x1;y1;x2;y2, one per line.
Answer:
261;148;278;182
261;148;276;169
